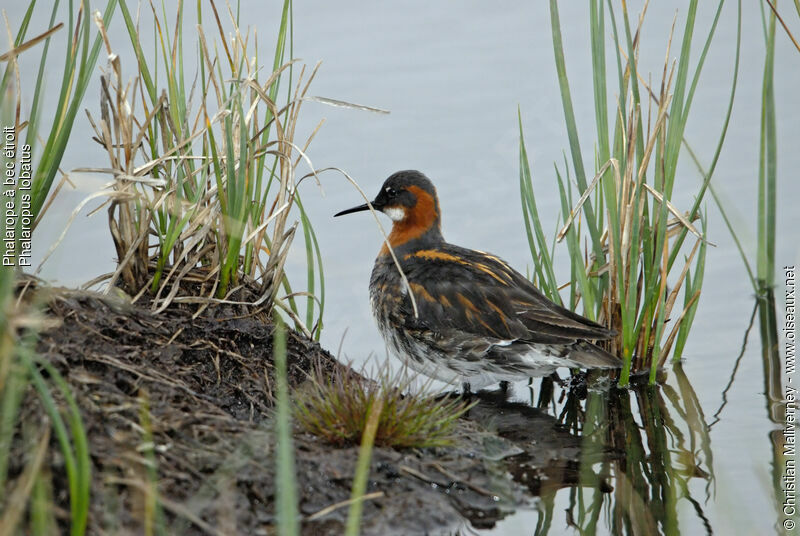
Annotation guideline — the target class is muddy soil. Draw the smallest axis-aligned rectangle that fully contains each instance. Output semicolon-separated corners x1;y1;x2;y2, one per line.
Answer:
9;283;616;535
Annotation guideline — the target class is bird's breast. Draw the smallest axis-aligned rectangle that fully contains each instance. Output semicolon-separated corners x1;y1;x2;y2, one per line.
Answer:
369;257;406;323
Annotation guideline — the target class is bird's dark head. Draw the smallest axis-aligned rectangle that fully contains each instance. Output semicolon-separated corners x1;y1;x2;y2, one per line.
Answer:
369;170;440;223
335;170;443;251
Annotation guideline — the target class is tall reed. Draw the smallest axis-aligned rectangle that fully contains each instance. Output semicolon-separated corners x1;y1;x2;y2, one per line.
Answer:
519;1;740;385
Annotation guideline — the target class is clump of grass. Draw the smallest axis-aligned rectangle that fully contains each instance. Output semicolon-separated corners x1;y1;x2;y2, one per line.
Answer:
520;0;740;385
293;364;473;448
78;0;324;338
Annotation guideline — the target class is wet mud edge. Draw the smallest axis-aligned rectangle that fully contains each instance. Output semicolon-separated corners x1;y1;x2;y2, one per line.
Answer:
14;285;606;535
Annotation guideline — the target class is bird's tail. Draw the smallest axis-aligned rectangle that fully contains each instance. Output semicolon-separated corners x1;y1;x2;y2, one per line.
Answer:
568;341;621;369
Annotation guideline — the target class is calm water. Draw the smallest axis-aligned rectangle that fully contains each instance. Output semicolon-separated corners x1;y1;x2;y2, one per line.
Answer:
9;1;800;534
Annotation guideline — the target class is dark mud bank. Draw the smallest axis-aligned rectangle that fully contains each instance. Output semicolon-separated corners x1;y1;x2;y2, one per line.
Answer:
21;286;615;535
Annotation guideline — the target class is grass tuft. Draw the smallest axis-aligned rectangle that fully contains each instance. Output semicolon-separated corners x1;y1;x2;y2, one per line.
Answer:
293;364;473;449
75;0;323;337
519;0;739;385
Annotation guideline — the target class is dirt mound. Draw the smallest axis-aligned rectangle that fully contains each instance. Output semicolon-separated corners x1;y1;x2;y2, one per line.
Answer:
7;283;604;534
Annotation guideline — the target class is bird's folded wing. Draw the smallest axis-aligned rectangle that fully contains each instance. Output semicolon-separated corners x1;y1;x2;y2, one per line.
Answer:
399;245;614;345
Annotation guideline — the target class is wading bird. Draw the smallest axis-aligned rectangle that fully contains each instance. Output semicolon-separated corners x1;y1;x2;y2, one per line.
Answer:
335;170;620;392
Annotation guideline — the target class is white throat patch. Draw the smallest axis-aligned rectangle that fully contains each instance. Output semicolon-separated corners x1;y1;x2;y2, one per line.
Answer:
383;207;406;222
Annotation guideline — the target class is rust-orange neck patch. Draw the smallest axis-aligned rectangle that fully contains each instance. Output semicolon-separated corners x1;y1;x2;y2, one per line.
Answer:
380;185;441;254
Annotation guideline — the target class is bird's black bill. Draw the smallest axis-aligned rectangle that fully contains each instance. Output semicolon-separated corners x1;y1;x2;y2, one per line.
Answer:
334;202;372;217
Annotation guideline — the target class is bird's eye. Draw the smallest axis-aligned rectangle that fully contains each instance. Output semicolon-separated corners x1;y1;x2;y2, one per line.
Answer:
386;187;398;198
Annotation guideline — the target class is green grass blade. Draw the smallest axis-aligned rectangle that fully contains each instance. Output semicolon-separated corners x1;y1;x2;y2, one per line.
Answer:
19;350;84;535
555;165;596;316
118;0;157;101
0;1;38;95
618;4;646;163
344;396;383;536
30;0;119;220
37;359;91;536
590;0;610;164
296;197;325;339
757;4;777;290
661;0;699;197
274;319;298;536
518;112;560;303
0;341;28;501
19;0;58;161
673;217;707;360
668;0;742;275
548;0;602;258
